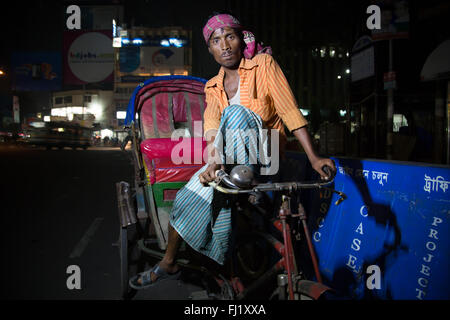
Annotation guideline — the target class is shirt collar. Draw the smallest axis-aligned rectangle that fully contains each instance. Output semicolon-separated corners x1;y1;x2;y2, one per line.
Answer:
206;57;258;89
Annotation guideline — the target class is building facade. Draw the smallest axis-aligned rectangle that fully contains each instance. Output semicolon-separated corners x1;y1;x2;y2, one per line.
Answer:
113;25;192;129
51;89;114;130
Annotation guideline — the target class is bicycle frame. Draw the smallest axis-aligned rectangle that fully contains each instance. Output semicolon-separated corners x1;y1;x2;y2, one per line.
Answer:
209;170;346;300
233;196;329;300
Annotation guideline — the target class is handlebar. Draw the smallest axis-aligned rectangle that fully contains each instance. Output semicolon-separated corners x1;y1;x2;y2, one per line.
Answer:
209;165;346;205
209;176;333;194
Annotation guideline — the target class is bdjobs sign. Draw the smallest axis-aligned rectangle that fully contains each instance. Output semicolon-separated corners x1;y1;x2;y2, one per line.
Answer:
285;152;449;300
63;30;114;84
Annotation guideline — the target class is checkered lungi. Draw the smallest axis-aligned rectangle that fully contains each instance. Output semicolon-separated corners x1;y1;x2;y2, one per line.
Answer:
169;104;270;264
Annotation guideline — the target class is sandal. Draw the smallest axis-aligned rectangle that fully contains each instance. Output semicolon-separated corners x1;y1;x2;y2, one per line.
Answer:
129;264;181;290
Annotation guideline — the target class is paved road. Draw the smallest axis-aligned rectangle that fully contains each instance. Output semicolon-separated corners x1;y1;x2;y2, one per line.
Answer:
0;144;205;300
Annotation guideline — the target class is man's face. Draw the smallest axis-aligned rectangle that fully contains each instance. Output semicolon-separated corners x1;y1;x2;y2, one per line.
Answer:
208;26;243;69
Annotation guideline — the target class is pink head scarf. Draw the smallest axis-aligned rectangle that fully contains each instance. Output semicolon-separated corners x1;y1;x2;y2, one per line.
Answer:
203;13;272;59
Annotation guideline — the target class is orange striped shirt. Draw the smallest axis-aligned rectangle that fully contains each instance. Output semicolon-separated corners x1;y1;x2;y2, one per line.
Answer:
203;53;308;148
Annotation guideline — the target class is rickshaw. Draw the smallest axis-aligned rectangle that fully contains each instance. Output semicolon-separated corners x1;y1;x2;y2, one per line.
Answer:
116;75;346;300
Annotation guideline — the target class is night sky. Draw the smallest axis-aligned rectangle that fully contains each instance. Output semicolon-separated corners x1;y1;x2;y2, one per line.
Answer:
1;0;233;71
0;0;364;81
1;0;449;117
1;0;449;70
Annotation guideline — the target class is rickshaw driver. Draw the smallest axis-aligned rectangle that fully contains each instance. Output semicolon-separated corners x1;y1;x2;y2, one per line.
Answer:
130;12;336;289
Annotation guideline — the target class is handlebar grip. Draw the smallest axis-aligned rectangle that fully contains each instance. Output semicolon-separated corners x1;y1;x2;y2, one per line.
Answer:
322;165;335;180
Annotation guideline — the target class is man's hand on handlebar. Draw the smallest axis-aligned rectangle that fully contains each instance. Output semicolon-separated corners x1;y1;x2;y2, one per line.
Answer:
199;163;225;186
311;157;336;181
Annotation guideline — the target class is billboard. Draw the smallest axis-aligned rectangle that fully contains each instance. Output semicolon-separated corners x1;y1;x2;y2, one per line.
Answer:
63;30;114;84
371;0;409;41
11;52;62;91
119;47;185;80
351;46;375;82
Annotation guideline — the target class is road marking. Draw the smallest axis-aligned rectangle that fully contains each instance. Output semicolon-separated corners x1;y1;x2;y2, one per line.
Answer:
69;217;104;259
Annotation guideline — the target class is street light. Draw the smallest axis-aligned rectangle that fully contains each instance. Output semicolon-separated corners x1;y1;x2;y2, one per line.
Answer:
0;70;5;76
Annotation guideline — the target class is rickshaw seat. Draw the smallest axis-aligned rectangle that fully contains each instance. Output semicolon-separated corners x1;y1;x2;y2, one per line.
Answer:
141;137;207;184
150;158;204;184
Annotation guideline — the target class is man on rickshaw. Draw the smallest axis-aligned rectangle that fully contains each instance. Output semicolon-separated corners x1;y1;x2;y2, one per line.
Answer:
130;12;336;289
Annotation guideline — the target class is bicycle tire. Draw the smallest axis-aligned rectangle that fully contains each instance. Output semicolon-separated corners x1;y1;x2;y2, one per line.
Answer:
234;232;272;281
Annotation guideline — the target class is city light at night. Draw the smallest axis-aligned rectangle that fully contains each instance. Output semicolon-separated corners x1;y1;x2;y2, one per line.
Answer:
0;0;449;306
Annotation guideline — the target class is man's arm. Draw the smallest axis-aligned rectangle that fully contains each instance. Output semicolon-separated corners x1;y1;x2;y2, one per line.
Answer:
292;126;336;179
265;54;335;178
265;54;308;131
